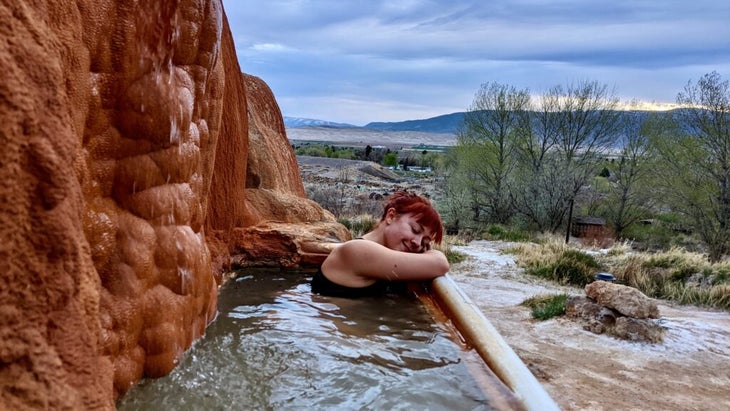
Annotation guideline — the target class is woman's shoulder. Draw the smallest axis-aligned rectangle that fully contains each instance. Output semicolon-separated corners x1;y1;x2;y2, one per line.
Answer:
337;238;387;253
327;239;392;266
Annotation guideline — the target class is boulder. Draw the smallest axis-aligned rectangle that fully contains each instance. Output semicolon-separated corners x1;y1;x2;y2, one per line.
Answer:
562;282;666;343
585;281;660;319
566;296;618;334
610;317;665;344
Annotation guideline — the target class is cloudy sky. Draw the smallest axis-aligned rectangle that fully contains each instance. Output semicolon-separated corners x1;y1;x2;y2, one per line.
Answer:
222;0;730;126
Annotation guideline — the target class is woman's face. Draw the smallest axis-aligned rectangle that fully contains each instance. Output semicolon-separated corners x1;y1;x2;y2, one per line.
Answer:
383;210;433;253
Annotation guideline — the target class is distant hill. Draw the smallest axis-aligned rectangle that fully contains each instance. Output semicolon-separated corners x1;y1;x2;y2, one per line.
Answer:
284;113;464;135
285;108;694;138
364;112;465;134
283;117;357;128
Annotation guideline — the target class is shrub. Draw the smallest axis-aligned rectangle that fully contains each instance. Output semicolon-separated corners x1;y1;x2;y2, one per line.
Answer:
669;266;696;283
713;266;730;285
521;294;569;320
606;241;633;256
338;215;377;238
600;248;730;310
523;248;601;286
443;245;467;264
484;225;531;242
621;222;676;252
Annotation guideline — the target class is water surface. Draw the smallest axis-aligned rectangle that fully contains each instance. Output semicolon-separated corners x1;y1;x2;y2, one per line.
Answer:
118;269;506;410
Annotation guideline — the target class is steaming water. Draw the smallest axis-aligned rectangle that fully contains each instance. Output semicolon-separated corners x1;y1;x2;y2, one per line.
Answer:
117;269;504;410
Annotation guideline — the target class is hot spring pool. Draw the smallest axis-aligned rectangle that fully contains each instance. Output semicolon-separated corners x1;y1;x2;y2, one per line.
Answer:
117;269;518;410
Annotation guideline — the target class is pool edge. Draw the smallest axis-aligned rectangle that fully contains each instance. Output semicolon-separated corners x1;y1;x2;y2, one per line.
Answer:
430;274;561;411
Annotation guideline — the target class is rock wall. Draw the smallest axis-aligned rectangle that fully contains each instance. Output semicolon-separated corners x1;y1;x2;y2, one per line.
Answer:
0;1;347;409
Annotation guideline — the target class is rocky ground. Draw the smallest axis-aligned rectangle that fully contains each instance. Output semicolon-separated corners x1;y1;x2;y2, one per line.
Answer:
448;240;730;411
290;126;448;211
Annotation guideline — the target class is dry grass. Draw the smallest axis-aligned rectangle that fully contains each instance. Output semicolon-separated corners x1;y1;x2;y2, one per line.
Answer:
442;234;470;246
515;241;600;286
600;247;730;309
506;238;730;310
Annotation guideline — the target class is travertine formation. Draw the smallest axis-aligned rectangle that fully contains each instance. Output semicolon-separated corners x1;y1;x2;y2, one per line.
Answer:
0;1;346;409
567;281;664;343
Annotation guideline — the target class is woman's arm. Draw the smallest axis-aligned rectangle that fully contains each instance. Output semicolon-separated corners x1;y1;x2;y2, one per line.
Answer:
335;239;449;282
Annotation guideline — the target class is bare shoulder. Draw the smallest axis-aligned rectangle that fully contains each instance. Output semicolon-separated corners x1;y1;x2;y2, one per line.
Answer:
333;239;449;282
338;238;384;251
335;239;394;260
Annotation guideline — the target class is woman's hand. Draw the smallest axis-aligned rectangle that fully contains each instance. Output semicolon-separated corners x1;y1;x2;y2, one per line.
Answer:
419;239;431;253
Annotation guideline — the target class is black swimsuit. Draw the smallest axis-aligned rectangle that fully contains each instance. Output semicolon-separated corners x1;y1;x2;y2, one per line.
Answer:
311;269;407;298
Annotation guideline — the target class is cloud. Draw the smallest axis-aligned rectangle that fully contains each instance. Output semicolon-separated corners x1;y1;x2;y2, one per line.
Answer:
222;0;730;125
249;43;290;52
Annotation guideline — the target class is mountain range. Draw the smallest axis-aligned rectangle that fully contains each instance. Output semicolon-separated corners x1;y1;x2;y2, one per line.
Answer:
284;112;465;135
285;108;695;136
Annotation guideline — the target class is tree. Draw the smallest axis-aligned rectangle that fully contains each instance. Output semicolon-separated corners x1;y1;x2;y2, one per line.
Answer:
651;71;730;261
511;90;566;232
438;151;476;234
452;82;531;224
512;80;622;234
400;155;418;171
382;152;398;167
603;108;655;238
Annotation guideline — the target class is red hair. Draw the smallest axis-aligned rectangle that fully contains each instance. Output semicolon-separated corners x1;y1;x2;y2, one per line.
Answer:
381;191;444;244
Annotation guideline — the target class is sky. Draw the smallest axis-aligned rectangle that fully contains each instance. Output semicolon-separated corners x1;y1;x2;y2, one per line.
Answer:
221;0;730;126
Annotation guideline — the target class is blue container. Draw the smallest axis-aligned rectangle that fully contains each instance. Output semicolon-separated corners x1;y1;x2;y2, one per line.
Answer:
594;272;616;282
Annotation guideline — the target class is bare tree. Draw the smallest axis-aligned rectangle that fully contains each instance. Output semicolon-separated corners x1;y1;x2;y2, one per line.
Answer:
511;91;565;231
604;108;655;237
454;82;531;224
652;71;730;261
512;80;622;233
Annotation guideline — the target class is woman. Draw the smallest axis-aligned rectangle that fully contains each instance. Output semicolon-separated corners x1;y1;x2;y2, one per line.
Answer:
312;191;449;298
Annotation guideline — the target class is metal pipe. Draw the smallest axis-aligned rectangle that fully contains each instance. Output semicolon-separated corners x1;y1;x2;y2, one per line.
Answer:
430;274;560;411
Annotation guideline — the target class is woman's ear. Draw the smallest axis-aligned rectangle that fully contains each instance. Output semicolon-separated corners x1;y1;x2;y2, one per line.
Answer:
384;207;397;224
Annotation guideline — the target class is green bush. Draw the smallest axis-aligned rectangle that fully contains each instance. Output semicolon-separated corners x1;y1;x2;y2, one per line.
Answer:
621;222;676;252
669;266;696;283
338;216;376;238
656;212;682;224
444;247;467;264
484;225;531;242
525;249;600;286
714;267;730;285
521;294;569;320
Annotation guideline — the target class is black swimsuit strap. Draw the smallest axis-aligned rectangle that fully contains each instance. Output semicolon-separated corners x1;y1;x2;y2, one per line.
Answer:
311;269;387;298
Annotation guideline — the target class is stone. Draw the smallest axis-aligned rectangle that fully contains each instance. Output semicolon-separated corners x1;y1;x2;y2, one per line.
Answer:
566;296;618;334
585;281;660;319
610;317;665;343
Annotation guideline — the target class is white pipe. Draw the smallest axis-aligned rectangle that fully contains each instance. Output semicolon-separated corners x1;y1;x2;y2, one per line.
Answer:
430;274;561;411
